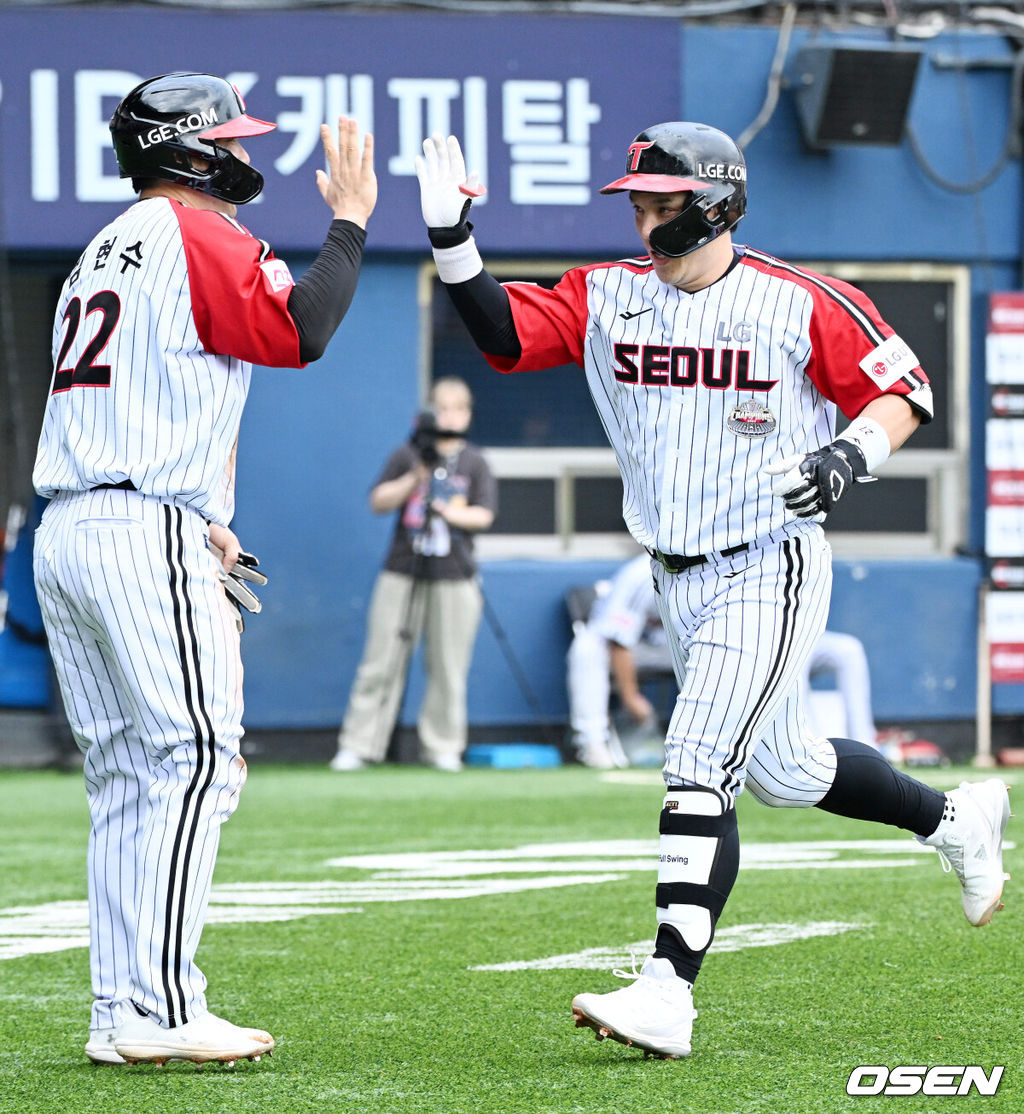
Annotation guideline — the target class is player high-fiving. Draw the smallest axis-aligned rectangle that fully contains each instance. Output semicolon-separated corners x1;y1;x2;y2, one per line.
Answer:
33;72;375;1067
416;123;1009;1061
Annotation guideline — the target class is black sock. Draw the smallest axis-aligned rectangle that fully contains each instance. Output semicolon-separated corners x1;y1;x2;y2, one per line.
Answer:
817;737;946;837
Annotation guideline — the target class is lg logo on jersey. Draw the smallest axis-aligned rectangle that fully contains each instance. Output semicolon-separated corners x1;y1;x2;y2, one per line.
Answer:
846;1066;1003;1096
613;343;777;391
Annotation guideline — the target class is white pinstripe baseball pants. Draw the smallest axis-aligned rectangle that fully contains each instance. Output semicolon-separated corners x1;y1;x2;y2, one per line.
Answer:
653;522;837;808
34;489;245;1031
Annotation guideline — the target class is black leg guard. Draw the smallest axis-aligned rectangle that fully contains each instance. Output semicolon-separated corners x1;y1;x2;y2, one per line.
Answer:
652;787;740;985
817;737;945;837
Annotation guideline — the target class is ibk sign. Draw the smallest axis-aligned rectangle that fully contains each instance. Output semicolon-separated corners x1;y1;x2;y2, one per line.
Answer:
0;9;680;254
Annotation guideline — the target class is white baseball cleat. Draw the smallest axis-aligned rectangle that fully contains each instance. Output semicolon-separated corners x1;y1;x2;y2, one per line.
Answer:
571;955;697;1059
85;1027;125;1065
574;737;617;769
113;1011;274;1065
329;748;366;772
921;778;1011;926
426;753;464;772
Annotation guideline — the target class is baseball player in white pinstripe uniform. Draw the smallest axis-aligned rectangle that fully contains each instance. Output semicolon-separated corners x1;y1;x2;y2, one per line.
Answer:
32;72;376;1066
567;554;667;768
416;122;1011;1059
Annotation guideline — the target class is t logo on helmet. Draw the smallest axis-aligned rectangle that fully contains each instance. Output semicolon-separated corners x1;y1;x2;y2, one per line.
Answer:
627;141;655;171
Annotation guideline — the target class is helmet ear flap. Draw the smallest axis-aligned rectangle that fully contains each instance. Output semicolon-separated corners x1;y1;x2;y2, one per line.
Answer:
648;181;744;259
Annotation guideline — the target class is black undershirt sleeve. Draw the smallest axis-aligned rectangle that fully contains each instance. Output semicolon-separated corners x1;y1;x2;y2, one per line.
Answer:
442;269;522;362
287;220;367;363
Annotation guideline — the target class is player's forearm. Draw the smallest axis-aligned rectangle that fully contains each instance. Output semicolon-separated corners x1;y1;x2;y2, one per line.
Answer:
852;394;922;456
287;220;367;363
444;272;521;361
429;227;521;360
609;643;641;702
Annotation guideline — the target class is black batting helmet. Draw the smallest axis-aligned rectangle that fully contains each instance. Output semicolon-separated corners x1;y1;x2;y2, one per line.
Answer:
601;122;747;258
110;73;275;204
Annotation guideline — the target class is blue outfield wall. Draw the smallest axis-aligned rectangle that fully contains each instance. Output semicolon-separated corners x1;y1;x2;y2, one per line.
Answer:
1;13;1021;727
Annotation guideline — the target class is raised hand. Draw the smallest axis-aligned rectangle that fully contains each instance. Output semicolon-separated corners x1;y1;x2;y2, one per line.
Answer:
316;116;377;228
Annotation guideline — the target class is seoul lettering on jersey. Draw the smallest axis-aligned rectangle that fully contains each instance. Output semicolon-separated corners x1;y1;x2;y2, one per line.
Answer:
613;342;777;391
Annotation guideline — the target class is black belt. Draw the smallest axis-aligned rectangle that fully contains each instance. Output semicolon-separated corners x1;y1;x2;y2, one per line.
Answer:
649;542;748;573
91;480;137;491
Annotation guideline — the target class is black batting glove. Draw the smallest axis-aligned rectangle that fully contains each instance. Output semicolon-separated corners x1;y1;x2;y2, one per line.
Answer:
765;440;876;518
209;546;268;632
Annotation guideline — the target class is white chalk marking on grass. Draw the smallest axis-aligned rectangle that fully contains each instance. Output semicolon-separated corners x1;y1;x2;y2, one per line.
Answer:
3;834;998;961
0;876;619;961
470;922;871;971
326;837;960;877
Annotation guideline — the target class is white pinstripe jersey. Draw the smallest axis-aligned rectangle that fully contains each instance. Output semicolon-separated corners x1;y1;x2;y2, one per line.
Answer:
590;554;660;648
33;197;303;525
489;246;933;556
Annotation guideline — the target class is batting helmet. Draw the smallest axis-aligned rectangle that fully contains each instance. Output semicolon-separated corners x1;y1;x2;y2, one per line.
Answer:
601;122;746;259
110;73;275;205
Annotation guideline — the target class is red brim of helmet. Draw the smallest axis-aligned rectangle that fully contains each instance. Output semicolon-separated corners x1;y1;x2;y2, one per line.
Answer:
200;113;276;140
599;173;703;195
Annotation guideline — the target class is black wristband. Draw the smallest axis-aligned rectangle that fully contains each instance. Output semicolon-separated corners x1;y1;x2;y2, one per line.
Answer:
427;221;474;249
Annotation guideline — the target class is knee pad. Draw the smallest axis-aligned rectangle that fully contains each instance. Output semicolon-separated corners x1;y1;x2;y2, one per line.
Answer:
656;786;739;952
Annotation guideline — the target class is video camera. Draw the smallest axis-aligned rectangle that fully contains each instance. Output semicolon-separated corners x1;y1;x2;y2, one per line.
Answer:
409;410;463;467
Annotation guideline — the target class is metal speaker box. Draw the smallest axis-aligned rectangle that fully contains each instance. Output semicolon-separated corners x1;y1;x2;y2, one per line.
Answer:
792;43;922;148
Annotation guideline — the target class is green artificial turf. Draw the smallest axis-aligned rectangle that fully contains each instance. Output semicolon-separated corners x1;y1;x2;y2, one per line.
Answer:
0;763;1019;1114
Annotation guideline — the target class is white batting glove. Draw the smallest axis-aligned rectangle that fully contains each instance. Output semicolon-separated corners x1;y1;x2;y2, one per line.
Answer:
414;133;486;229
764;454;821;517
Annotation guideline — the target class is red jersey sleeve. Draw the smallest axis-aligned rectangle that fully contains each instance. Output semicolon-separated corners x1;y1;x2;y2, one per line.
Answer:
801;267;933;422
484;266;589;374
175;204;305;368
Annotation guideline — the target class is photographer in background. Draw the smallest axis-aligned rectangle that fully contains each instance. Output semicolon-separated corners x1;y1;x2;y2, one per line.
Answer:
330;376;497;772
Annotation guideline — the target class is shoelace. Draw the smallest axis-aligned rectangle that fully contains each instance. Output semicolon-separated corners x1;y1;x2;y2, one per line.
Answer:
935;845;961;877
609;952;698;1021
611;952;644;981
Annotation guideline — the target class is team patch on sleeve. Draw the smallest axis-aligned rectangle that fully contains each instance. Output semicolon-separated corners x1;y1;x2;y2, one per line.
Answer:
858;333;919;389
260;258;295;294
